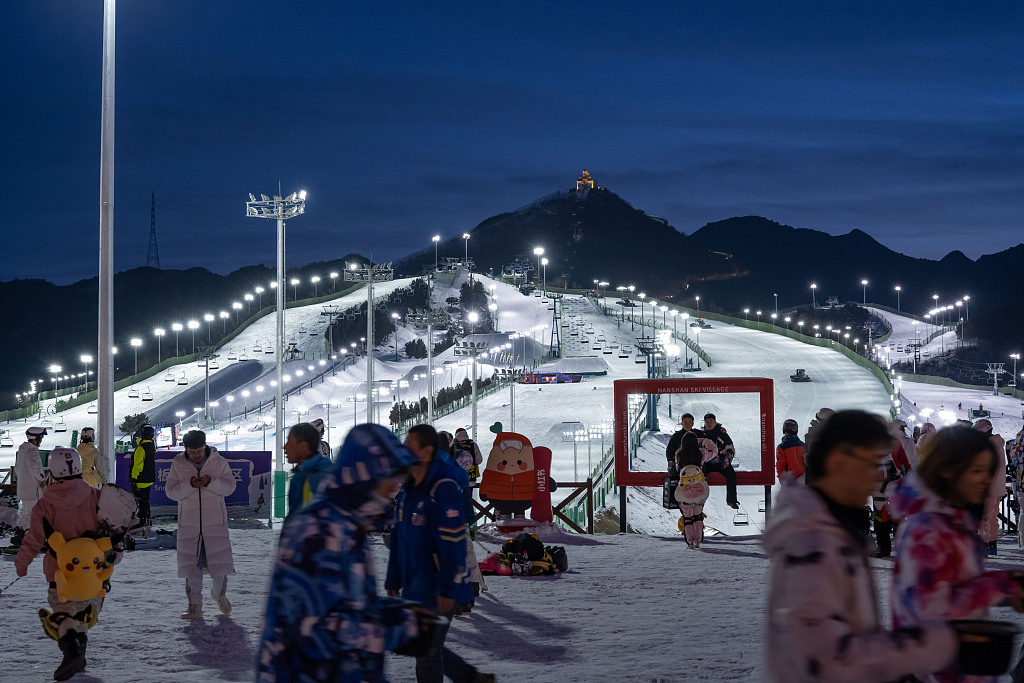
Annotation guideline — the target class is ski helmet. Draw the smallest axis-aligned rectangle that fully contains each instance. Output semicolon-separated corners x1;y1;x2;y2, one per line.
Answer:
140;424;155;439
80;427;95;443
48;447;83;479
26;426;47;439
782;419;798;434
311;418;326;435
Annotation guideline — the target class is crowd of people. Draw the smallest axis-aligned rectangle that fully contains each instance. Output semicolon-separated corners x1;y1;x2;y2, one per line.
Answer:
10;419;493;682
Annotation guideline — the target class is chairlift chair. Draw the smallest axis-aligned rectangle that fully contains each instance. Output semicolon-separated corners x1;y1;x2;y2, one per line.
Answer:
141;387;153;402
264;346;274;354
603;347;613;354
39;419;55;430
127;387;140;399
197;359;207;368
758;500;766;513
87;404;98;415
0;431;13;447
227;350;238;361
208;359;220;370
239;353;249;361
634;354;646;364
733;512;749;526
177;373;189;386
54;419;68;433
253;344;263;353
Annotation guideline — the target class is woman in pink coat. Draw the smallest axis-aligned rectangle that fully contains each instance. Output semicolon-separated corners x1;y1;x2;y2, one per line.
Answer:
164;430;236;620
890;426;1024;683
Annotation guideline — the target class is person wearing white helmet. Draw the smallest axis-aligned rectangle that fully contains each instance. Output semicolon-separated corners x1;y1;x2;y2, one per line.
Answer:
16;447;109;681
311;418;332;459
13;426;48;546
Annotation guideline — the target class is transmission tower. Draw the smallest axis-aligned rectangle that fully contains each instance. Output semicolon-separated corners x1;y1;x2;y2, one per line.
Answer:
146;191;161;268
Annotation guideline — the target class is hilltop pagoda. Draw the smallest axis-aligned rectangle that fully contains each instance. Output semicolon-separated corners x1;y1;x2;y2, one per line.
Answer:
576;169;595;191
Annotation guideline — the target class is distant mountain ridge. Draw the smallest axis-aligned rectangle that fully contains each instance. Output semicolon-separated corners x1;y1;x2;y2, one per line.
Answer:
2;185;1021;407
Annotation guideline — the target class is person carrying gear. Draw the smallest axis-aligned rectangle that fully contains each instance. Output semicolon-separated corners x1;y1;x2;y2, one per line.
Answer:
310;418;333;460
76;427;105;489
15;448;114;681
13;426;48;547
129;425;156;530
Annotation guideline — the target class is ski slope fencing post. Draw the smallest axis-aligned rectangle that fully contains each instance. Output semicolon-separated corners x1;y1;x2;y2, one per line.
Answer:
613;377;777;533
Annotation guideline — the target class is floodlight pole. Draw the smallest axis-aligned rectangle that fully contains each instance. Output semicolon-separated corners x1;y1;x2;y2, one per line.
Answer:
246;190;306;485
346;261;394;423
96;0;116;483
407;308;448;424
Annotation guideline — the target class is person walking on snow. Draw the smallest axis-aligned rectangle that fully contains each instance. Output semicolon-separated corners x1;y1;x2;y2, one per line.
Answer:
164;430;236;620
129;424;156;529
76;427;105;488
257;424;425;682
763;410;959;682
974;419;1006;556
701;413;738;509
310;418;333;460
889;426;1024;683
15;448;113;681
775;418;805;482
387;424;493;683
674;425;709;548
284;422;333;519
13;425;48;547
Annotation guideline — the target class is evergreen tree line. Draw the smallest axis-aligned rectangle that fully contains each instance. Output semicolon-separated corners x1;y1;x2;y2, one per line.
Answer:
388;373;496;425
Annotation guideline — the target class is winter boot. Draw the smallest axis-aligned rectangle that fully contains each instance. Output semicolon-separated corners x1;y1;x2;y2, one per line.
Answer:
180;604;204;620
10;526;25;547
212;591;232;616
54;632;86;681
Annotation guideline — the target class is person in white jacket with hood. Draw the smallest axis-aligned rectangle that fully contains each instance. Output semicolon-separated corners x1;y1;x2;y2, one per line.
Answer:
13;426;48;545
763;410;958;682
165;429;236;620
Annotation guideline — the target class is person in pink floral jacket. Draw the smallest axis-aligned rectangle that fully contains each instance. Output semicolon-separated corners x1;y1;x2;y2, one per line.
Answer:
890;425;1024;683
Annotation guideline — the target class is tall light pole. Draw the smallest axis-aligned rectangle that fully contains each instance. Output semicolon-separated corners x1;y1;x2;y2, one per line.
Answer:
861;279;868;305
638;293;646;328
773;292;778;316
291;277;300;302
81;355;93;393
255;286;265;310
246;189;306;483
172;323;182;356
204;313;214;342
188;320;199;354
462;233;471;267
407;308;448;424
232;301;243;325
96;0;116;484
541;257;548;296
695;295;700;313
432;235;440;272
810;283;817;308
391;312;400;361
220;310;229;334
329;272;338;293
894;285;901;311
1011;353;1020;387
533;247;544;287
457;340;489;445
311;276;320;298
244;293;254;314
153;329;164;364
130;337;141;376
49;364;62;396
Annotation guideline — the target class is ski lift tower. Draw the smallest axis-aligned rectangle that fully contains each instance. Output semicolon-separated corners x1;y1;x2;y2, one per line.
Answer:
245;189;306;485
455;340;490;445
986;363;1006;396
634;335;661;431
548;293;563;358
320;304;344;367
406;307;450;424
345;261;394;422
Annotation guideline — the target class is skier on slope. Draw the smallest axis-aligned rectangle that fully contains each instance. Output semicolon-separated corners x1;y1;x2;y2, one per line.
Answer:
15;448;118;681
13;426;48;547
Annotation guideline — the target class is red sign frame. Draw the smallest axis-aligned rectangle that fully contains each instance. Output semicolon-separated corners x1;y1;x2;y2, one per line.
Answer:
613;377;776;487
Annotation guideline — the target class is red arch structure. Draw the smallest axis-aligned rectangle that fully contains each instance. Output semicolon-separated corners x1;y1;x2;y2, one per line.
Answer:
613;377;776;531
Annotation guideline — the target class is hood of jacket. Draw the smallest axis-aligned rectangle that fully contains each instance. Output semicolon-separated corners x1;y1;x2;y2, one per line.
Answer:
887;471;979;530
317;424;417;508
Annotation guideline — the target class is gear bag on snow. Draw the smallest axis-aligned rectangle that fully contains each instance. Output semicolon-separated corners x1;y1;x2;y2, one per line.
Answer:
498;533;562;576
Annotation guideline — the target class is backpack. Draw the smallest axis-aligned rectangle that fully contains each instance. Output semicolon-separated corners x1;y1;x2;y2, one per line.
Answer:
498;533;559;576
454;448;474;473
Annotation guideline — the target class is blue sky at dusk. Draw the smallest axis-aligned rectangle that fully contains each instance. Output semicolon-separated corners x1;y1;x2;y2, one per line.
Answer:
3;2;1023;284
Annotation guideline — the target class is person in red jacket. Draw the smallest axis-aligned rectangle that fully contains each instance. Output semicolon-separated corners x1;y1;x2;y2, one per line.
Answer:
775;418;806;482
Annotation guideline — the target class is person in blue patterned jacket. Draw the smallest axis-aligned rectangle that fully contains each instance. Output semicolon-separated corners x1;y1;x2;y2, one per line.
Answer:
256;423;421;683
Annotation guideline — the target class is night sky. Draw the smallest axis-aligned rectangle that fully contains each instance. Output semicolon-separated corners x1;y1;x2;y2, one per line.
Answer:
3;2;1023;285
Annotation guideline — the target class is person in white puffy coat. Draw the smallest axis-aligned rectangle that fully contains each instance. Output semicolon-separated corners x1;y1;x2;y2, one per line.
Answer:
15;427;48;533
164;430;236;620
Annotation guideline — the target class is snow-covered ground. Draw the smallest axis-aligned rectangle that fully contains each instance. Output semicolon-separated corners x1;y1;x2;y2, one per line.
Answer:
4;269;1024;680
4;525;1024;681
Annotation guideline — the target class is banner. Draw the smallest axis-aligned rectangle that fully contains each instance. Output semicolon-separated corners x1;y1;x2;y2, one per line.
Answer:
115;450;272;519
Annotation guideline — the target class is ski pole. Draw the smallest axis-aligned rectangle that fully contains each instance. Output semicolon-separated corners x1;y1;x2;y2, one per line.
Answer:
0;575;23;598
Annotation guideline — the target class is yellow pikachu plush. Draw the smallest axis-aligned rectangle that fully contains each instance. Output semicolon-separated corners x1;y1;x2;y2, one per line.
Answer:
48;532;114;602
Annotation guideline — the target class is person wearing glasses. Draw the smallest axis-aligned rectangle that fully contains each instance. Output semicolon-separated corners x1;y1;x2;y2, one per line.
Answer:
763;410;957;682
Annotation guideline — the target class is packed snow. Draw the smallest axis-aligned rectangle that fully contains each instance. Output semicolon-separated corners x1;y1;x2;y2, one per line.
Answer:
3;269;1024;681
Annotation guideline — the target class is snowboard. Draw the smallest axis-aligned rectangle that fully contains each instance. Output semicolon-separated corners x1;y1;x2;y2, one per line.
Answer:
530;447;553;523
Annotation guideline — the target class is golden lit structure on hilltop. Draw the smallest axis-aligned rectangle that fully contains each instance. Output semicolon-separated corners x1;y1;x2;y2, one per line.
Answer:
576;169;595;190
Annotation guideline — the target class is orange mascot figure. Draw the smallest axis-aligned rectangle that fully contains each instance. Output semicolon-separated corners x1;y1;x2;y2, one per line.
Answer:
479;431;536;516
